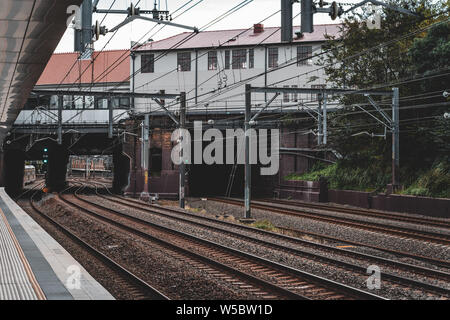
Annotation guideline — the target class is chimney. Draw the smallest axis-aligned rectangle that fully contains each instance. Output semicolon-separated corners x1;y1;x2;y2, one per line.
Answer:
253;23;264;34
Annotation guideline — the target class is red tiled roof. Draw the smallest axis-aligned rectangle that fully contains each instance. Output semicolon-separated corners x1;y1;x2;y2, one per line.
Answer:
37;50;130;85
135;24;341;51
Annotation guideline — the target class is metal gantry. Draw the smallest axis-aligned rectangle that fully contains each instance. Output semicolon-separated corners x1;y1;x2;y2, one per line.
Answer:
74;0;198;56
244;85;400;219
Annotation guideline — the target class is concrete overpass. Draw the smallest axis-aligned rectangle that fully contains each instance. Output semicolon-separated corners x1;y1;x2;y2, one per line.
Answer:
0;0;83;191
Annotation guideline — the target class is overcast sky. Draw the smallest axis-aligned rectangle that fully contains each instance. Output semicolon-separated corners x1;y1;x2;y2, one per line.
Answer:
56;0;363;53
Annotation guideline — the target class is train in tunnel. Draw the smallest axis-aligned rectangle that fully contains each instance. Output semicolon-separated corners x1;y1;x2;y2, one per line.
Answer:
23;165;36;186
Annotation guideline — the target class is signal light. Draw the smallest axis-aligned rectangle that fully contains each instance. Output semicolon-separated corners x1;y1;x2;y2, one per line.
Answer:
44;148;48;152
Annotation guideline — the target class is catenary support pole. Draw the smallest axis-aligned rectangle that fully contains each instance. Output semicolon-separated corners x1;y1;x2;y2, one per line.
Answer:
323;92;328;145
392;87;400;187
179;92;186;209
108;97;113;139
141;114;150;200
244;84;252;219
317;93;322;145
57;96;63;145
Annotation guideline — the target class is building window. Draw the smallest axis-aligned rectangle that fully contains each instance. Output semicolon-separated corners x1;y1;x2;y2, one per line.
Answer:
63;95;73;109
50;95;58;109
283;85;290;103
141;54;155;73
249;49;254;69
112;97;131;109
232;49;247;69
95;98;108;109
268;47;278;68
297;46;312;66
208;51;218;70
224;50;230;69
177;52;191;72
311;84;326;101
291;85;298;102
85;96;94;109
74;96;84;109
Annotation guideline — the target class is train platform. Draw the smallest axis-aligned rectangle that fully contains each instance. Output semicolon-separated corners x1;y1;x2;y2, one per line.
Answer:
0;188;114;300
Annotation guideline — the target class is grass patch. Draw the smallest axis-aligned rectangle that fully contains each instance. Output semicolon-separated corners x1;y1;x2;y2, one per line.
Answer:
250;220;277;232
285;163;338;182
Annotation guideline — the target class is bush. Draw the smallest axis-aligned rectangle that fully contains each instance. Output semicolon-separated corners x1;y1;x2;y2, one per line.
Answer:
285;161;389;192
402;161;450;198
285;160;450;198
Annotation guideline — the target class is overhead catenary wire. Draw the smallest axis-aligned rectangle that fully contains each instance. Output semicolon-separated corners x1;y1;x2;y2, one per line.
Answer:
96;0;256;93
156;17;450;113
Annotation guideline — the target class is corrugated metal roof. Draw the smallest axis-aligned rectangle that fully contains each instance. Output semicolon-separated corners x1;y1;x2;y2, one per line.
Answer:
37;50;130;85
135;24;341;51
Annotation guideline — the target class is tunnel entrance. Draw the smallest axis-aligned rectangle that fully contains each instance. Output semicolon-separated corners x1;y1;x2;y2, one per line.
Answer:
2;133;129;195
185;128;277;198
188;163;268;197
4;149;26;196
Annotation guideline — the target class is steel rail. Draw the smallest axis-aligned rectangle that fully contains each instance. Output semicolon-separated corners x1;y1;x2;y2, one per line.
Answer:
28;190;169;300
61;184;310;300
212;198;450;246
259;198;450;229
64;184;384;300
110;193;450;269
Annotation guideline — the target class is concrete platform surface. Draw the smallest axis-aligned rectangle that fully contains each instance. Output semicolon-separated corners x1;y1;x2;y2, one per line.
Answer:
0;188;114;300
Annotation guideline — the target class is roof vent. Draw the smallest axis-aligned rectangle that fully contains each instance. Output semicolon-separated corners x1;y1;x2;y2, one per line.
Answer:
253;24;264;34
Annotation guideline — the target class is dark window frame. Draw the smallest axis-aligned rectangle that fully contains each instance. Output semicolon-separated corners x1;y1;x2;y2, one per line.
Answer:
232;49;247;69
224;50;230;69
268;47;278;68
297;45;313;66
208;51;218;70
141;54;155;73
291;85;298;102
249;48;254;69
177;52;191;72
283;85;290;103
112;97;131;109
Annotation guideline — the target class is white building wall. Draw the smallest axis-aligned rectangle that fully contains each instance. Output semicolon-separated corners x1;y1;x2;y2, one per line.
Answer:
133;42;328;114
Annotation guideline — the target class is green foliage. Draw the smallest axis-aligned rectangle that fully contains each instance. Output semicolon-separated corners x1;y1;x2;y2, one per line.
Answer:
286;161;389;192
250;220;277;232
402;161;450;198
286;160;449;198
314;1;450;196
409;15;450;74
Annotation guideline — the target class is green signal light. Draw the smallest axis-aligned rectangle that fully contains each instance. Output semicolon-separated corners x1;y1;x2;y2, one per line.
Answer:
44;148;48;152
43;160;48;164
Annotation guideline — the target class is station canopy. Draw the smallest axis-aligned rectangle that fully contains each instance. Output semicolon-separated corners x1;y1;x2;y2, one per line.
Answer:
0;0;83;145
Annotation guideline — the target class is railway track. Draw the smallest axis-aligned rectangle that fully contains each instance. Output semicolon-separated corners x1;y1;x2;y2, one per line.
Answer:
28;189;169;300
62;183;386;300
260;198;450;229
77;180;450;270
211;197;450;246
80;184;450;298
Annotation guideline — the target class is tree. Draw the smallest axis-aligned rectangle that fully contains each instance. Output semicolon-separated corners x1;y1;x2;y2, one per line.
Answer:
317;0;449;191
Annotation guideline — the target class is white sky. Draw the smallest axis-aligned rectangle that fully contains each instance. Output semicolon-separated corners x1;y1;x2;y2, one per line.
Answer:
56;0;363;53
